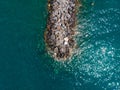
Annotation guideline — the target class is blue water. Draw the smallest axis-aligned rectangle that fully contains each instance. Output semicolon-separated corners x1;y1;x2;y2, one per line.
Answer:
0;0;120;90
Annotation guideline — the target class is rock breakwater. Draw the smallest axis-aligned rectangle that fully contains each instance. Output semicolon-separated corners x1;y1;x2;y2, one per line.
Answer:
45;0;79;61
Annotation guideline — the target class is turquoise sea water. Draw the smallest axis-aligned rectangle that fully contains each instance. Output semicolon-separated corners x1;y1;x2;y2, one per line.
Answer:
0;0;120;90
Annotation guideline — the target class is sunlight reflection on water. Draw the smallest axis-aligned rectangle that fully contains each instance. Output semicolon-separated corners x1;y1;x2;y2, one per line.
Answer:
42;1;120;90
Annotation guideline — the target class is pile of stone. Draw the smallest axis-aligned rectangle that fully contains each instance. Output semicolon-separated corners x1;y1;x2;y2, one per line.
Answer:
45;0;78;60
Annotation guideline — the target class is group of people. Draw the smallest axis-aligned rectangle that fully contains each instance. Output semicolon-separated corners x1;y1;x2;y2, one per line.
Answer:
45;0;77;60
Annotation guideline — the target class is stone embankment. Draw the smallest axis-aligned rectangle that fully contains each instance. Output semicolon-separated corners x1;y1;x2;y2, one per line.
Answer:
45;0;79;61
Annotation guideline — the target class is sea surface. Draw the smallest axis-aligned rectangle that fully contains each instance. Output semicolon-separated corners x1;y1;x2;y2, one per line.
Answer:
0;0;120;90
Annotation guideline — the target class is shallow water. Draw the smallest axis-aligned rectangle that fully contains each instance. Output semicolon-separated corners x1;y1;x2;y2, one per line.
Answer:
0;0;120;90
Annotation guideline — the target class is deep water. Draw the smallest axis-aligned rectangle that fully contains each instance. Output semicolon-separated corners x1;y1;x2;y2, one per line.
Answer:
0;0;120;90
